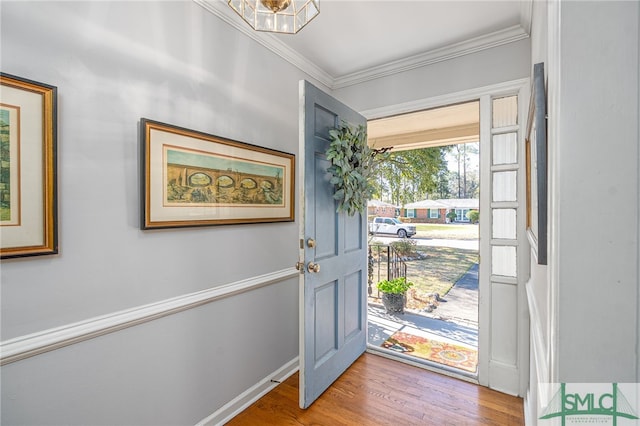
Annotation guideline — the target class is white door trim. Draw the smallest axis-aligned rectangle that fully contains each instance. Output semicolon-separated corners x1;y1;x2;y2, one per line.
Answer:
361;78;530;396
361;79;528;120
479;83;531;396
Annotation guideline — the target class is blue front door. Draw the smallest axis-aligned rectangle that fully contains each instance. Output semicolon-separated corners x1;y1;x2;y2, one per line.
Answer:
298;80;368;408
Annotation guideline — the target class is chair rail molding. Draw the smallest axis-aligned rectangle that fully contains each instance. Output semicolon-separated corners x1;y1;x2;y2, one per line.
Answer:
1;268;298;365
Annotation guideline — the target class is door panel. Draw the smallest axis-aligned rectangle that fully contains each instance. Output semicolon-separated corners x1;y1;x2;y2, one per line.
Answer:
313;155;337;261
478;86;529;396
490;282;518;364
314;282;338;362
344;213;362;252
344;271;363;339
299;80;367;408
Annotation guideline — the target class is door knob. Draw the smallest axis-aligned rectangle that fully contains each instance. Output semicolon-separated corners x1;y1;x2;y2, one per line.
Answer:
307;238;316;248
307;262;320;273
295;262;305;271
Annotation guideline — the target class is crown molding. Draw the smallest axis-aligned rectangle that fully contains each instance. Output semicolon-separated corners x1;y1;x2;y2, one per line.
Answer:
333;25;529;89
194;0;334;88
195;0;530;91
520;0;534;38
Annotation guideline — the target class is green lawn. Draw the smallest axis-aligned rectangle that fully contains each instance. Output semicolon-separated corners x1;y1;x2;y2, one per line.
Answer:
414;223;478;240
407;246;478;299
368;235;479;312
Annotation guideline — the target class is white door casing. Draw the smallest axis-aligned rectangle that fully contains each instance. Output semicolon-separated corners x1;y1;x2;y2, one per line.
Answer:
478;84;530;397
362;80;529;396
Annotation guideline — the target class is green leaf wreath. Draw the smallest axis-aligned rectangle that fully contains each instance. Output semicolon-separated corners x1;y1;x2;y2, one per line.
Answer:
326;122;385;216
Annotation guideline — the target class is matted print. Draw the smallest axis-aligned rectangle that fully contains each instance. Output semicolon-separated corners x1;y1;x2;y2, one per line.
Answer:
141;119;295;229
0;73;57;259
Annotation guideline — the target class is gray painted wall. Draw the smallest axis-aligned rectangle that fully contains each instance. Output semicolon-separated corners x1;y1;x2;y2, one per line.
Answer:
7;0;637;424
1;1;305;338
527;1;639;420
0;1;534;424
1;2;303;424
554;1;639;382
334;38;531;112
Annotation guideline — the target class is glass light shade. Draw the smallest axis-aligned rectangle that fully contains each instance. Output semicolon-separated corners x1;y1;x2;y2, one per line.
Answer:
228;0;320;34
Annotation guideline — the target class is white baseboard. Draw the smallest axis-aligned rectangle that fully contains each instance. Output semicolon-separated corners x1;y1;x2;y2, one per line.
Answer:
197;357;299;426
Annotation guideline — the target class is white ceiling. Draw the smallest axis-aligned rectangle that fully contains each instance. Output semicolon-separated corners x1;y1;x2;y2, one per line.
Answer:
197;0;532;90
196;0;531;149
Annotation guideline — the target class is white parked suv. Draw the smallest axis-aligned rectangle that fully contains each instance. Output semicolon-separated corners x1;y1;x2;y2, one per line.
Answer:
368;217;417;238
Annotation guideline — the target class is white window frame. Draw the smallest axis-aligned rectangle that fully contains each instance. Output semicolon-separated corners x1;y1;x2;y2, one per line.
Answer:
456;208;470;222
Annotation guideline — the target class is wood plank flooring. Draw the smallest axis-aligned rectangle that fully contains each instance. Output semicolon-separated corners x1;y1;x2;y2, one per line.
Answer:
227;352;524;425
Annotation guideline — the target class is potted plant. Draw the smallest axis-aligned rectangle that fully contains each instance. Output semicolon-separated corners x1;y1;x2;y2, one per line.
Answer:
377;277;413;314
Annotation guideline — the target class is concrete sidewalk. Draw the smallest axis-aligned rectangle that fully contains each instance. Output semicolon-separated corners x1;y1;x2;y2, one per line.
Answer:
368;304;478;349
426;263;478;327
367;263;479;350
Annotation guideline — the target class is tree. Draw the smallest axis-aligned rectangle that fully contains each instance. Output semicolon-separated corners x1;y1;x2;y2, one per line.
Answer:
448;142;479;198
434;167;452;199
373;147;448;206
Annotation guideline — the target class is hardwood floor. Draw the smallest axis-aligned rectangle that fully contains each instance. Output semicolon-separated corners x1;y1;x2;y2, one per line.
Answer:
227;353;524;425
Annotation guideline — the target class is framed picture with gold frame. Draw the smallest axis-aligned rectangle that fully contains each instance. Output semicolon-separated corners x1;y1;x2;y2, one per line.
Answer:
0;73;58;259
140;119;295;229
526;63;547;265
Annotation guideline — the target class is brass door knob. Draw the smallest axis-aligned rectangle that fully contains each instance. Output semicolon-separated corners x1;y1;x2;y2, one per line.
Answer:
307;262;320;273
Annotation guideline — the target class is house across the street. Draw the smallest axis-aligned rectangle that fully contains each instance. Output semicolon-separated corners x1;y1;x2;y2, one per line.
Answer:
403;198;479;223
367;199;398;218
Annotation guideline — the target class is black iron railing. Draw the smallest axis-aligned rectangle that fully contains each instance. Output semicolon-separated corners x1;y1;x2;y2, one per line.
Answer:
367;244;407;298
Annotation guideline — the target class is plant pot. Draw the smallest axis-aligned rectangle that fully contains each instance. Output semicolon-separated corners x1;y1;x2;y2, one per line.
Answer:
381;292;406;314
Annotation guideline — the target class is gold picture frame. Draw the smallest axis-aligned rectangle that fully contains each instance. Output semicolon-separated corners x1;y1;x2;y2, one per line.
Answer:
0;73;58;259
141;119;295;229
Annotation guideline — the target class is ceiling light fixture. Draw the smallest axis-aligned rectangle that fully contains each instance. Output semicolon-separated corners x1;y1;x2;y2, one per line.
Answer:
228;0;320;34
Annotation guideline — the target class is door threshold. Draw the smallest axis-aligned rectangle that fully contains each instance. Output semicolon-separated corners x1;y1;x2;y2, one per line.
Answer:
366;345;479;385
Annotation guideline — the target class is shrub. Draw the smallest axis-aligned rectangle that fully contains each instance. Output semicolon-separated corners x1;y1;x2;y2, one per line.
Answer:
390;239;417;256
466;210;479;224
376;277;414;294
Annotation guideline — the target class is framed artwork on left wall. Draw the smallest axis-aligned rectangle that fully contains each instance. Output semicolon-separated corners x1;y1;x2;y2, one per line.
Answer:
0;73;58;259
140;119;295;229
